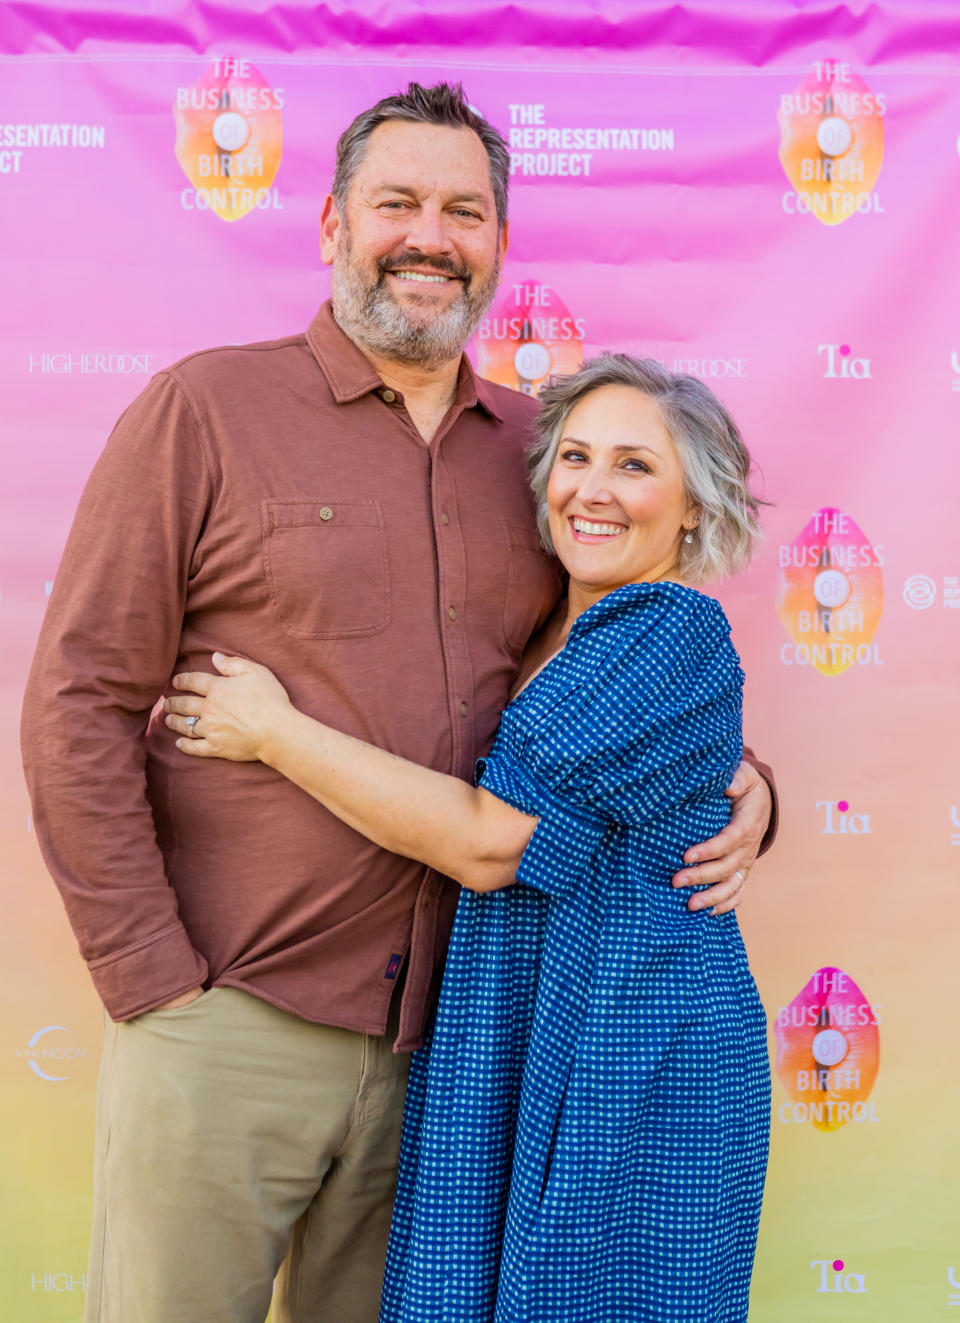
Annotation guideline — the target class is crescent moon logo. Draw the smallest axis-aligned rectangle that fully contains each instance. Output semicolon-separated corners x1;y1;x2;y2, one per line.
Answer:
26;1025;69;1082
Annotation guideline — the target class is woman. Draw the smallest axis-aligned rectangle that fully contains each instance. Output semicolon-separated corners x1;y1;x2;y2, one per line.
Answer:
167;354;770;1322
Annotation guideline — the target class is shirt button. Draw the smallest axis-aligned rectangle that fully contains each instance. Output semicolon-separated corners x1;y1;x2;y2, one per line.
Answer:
440;513;449;526
460;702;468;717
448;607;457;621
319;506;333;521
381;389;396;403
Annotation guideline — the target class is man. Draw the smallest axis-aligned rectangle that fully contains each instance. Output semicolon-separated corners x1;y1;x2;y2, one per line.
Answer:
22;83;775;1323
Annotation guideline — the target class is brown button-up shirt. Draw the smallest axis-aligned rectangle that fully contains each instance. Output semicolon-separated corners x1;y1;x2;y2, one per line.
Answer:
21;302;560;1047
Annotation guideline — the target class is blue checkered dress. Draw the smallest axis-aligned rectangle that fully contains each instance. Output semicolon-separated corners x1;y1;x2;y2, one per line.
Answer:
380;582;770;1323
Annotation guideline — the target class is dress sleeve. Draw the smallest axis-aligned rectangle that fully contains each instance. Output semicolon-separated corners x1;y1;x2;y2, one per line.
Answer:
475;747;610;900
476;586;744;898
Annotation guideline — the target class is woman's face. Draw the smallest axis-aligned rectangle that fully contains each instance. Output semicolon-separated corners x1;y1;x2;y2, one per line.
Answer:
546;384;698;597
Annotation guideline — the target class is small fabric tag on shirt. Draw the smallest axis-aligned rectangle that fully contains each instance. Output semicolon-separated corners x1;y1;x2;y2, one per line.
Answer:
384;953;403;980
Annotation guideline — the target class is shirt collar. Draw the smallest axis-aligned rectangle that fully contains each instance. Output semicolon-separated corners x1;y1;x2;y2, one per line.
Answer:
306;300;504;423
460;352;505;422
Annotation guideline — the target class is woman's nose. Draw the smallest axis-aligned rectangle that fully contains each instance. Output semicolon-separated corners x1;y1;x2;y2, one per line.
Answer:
575;467;614;504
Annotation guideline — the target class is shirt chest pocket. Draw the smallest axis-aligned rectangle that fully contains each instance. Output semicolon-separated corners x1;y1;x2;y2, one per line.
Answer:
261;498;391;639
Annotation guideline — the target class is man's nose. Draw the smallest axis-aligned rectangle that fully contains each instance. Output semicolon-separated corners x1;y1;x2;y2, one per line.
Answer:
403;203;454;255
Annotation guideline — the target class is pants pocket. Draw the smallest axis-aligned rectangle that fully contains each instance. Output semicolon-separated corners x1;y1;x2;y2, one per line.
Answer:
135;985;222;1019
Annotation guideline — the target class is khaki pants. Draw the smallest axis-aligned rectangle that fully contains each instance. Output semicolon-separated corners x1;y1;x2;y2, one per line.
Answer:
85;987;410;1323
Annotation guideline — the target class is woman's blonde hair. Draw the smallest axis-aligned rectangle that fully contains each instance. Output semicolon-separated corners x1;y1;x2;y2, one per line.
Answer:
528;353;764;584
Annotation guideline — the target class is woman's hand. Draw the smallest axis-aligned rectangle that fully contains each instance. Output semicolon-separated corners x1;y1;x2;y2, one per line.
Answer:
170;658;535;887
165;652;292;762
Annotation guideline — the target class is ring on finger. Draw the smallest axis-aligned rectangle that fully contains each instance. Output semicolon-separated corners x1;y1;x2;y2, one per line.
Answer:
185;715;200;733
734;869;745;882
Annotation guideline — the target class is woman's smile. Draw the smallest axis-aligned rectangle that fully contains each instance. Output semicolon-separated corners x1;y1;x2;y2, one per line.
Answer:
569;516;627;541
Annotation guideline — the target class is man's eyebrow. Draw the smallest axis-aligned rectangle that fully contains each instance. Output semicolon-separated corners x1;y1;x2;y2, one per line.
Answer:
371;185;488;205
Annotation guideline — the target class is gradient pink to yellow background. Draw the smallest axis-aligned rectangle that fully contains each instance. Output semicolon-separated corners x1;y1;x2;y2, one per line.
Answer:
2;3;959;1318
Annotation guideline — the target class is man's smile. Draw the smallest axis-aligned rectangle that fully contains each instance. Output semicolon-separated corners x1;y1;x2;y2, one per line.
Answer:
389;270;457;284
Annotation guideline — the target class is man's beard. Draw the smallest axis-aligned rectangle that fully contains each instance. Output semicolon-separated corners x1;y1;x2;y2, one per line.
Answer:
331;237;499;369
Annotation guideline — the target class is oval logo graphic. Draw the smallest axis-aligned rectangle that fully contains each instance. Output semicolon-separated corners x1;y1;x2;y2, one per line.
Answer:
174;59;283;222
778;64;885;225
776;507;883;675
775;967;880;1132
476;280;584;395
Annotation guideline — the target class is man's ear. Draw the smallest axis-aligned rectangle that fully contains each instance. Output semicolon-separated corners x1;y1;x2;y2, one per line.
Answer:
320;194;340;266
496;218;510;280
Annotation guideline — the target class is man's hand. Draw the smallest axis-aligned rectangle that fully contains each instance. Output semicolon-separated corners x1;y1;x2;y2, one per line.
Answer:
153;986;204;1012
671;762;773;914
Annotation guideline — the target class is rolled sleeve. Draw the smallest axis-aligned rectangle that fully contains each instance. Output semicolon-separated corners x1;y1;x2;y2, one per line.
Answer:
742;745;778;857
87;924;208;1021
476;750;608;900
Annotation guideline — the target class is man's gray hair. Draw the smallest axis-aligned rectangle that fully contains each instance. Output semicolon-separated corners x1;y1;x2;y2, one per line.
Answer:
332;81;510;230
528;354;764;584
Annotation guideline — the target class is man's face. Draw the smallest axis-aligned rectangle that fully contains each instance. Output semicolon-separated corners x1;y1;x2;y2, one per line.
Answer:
322;120;508;367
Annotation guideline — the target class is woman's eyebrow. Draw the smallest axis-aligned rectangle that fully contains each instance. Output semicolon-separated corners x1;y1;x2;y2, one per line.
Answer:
561;437;659;456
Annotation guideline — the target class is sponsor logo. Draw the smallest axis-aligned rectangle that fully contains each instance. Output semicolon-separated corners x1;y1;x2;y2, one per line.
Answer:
779;60;885;224
507;103;673;178
817;799;870;835
476;280;584;394
27;352;154;376
818;343;871;379
775;967;880;1130
670;356;748;380
174;57;283;220
16;1026;87;1082
902;574;960;609
903;574;937;609
777;508;884;674
0;122;106;176
811;1259;867;1294
31;1273;87;1294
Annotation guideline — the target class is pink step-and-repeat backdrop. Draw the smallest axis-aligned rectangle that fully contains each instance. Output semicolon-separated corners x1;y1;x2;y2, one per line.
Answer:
2;2;959;1318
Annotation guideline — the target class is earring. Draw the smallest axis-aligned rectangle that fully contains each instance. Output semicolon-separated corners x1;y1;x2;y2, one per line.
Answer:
684;531;695;544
